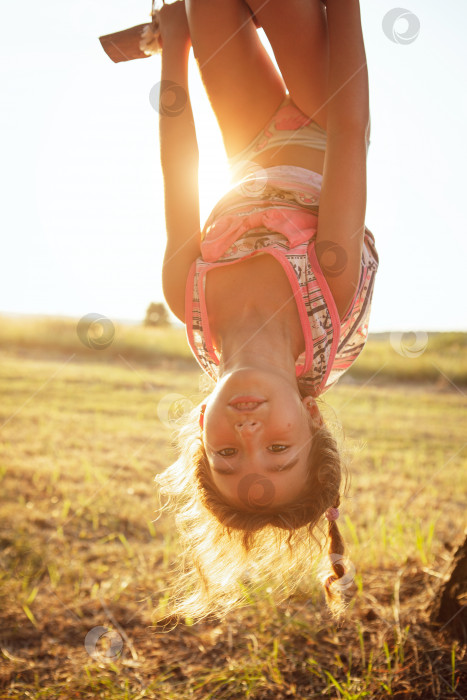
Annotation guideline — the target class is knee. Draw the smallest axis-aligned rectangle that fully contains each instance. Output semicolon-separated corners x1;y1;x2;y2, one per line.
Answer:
186;0;229;12
187;0;251;22
186;0;255;56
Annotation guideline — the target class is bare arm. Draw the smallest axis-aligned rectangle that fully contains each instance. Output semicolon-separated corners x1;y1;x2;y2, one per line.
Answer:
158;3;201;322
315;0;370;319
325;0;369;132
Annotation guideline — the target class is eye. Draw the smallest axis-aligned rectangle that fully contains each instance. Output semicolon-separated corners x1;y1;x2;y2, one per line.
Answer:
268;445;289;452
217;448;237;457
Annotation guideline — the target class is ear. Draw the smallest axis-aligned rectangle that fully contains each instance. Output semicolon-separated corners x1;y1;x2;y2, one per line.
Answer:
302;397;324;427
199;403;207;431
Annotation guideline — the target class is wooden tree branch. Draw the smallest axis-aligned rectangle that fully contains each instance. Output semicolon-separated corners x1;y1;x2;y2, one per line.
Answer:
429;529;467;642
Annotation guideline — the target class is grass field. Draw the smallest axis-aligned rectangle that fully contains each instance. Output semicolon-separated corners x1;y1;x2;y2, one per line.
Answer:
0;316;466;698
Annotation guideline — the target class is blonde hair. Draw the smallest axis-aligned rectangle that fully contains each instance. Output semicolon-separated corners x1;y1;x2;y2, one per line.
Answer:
153;386;352;626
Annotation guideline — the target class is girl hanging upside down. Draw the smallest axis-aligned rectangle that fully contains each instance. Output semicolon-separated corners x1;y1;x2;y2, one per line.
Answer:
153;0;379;624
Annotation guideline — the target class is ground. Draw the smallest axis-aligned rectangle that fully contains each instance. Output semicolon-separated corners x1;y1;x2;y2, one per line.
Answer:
0;318;466;698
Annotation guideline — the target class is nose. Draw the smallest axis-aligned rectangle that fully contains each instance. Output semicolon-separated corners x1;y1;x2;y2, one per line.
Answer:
234;419;260;437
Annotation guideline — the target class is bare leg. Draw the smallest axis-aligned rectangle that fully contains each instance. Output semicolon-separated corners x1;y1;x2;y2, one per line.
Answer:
243;0;329;130
186;0;287;158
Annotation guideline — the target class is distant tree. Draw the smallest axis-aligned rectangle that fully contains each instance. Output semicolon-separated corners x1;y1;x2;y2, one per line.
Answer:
144;302;170;327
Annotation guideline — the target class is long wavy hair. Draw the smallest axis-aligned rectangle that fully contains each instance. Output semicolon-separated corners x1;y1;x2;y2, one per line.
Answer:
153;382;353;626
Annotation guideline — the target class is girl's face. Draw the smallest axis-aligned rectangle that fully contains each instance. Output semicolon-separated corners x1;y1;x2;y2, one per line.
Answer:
202;368;318;509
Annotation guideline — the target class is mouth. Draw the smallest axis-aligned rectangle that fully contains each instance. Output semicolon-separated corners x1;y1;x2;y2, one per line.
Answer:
228;396;266;411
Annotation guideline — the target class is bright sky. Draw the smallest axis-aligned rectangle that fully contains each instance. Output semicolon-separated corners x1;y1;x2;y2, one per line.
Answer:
1;0;466;331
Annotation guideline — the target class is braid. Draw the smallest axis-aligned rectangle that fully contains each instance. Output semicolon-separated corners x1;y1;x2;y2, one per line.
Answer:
297;392;353;615
323;495;350;613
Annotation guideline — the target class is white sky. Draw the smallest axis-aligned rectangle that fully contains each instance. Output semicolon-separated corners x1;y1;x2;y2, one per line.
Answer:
1;0;466;331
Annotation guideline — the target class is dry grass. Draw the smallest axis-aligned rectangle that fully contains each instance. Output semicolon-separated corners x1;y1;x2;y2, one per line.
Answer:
0;315;465;387
0;317;466;698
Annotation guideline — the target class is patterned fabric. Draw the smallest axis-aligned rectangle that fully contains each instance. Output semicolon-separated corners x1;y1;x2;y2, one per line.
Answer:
185;165;379;397
228;94;327;178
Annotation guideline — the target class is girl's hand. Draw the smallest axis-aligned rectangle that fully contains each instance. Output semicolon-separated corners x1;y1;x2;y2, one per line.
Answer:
157;1;191;51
